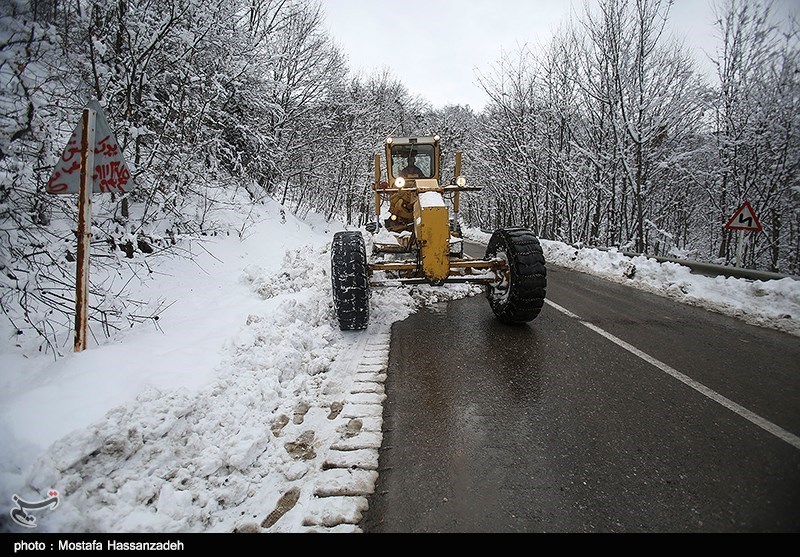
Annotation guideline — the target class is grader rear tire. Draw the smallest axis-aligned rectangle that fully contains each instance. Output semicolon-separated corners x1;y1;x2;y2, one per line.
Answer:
485;228;547;323
331;231;370;330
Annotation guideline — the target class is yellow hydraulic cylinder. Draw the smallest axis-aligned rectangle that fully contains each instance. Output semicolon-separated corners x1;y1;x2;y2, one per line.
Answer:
413;192;450;283
454;151;462;213
374;154;381;219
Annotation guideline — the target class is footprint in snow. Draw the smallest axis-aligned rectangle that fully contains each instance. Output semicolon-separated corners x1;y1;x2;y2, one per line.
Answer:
270;414;289;437
284;430;316;460
328;401;344;420
261;487;301;529
293;402;310;424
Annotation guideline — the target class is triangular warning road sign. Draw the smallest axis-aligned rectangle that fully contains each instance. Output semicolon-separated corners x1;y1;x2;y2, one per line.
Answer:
47;100;133;194
725;201;762;231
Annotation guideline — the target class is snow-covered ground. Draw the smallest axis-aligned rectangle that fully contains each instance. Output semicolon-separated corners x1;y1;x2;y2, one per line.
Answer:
1;203;798;533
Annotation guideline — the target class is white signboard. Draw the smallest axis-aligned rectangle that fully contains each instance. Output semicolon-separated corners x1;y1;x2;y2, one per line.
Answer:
47;100;132;194
725;201;762;232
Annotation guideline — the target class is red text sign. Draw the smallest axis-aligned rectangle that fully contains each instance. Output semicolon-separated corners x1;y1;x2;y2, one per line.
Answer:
47;101;133;194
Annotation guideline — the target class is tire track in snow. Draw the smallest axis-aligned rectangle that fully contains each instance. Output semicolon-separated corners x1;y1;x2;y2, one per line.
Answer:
300;326;390;531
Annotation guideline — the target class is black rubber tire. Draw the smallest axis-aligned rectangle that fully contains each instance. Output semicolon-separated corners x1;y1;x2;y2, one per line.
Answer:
331;231;370;330
485;228;547;323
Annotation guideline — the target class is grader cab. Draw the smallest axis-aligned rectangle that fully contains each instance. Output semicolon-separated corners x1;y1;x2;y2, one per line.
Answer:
330;135;547;330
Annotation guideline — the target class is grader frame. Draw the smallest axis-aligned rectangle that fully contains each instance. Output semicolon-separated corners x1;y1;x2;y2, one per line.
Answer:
330;135;547;330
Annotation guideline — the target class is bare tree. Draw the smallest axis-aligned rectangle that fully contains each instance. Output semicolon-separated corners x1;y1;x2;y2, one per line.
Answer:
709;0;800;271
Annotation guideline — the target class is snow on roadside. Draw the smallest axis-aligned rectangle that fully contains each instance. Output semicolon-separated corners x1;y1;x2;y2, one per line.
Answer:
4;225;482;533
15;214;797;534
462;228;800;336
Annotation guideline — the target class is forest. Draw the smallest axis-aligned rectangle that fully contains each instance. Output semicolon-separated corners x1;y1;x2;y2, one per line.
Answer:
1;0;798;350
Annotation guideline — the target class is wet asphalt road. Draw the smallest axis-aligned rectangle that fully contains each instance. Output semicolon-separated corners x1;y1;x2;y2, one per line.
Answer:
361;243;800;533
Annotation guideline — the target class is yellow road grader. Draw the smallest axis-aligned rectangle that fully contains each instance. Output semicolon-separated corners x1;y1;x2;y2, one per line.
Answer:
330;135;547;330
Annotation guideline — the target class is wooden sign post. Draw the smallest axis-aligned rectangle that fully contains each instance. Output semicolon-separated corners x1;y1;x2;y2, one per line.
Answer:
74;108;95;351
47;100;133;352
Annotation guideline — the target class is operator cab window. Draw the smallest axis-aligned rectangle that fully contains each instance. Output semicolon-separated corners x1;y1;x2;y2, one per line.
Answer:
391;144;435;179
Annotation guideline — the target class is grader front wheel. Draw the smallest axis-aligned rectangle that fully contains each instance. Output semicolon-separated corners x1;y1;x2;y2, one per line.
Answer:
485;228;547;323
331;231;370;330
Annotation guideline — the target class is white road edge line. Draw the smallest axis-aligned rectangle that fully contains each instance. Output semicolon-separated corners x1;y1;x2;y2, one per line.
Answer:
544;299;800;451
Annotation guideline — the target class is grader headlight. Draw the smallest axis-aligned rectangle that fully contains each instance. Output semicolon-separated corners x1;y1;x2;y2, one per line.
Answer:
395;176;406;189
456;175;466;187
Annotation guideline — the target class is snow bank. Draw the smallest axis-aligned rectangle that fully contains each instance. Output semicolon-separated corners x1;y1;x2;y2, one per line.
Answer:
542;240;800;336
462;227;800;336
1;212;483;533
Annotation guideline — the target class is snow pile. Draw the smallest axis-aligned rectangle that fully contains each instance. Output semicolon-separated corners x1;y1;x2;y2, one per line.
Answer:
2;220;484;533
21;288;345;532
542;240;800;336
461;227;800;336
241;244;331;300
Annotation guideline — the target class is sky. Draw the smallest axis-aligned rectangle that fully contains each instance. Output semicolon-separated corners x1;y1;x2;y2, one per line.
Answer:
1;195;798;533
322;0;800;110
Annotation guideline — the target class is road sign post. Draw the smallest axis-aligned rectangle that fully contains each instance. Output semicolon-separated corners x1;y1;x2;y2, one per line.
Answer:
74;108;96;352
47;100;133;352
725;201;762;268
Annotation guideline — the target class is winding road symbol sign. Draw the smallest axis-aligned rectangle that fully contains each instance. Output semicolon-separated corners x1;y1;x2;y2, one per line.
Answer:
725;201;762;231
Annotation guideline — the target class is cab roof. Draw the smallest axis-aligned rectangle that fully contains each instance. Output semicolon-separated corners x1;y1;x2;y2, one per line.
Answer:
386;136;439;145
